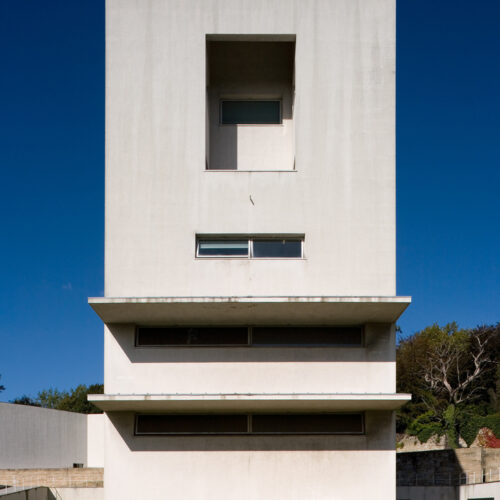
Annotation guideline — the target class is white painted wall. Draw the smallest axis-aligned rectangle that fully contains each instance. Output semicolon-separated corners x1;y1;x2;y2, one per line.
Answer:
105;0;396;298
102;1;399;499
0;403;87;469
104;323;395;394
104;411;396;500
86;415;104;468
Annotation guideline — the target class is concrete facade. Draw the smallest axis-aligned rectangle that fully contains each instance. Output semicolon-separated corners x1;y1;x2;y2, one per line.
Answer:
104;0;397;299
91;0;409;498
0;404;87;469
86;416;104;468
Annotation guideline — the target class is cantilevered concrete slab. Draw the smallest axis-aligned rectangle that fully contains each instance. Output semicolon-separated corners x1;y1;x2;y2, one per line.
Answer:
89;393;411;412
88;296;411;325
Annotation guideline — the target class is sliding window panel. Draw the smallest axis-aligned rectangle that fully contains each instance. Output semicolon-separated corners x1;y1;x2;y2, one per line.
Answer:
197;239;249;257
252;239;302;258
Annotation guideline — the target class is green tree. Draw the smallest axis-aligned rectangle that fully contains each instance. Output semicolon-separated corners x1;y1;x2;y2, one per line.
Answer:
12;384;104;414
0;375;4;393
397;323;500;445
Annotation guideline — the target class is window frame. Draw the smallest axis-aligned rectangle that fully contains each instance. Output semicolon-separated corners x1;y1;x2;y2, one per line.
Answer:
219;99;283;126
134;412;365;436
195;236;305;259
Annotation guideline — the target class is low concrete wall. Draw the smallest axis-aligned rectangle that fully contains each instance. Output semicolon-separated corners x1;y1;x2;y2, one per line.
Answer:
0;487;49;499
397;486;457;500
0;469;103;489
0;488;104;500
50;488;104;500
459;481;500;499
0;404;87;469
397;482;500;500
398;448;500;486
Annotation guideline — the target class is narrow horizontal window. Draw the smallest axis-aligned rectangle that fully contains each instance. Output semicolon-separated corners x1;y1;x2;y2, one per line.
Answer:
196;236;304;259
197;240;248;257
136;327;248;346
135;413;364;435
252;239;302;258
251;413;364;434
136;326;363;347
252;327;363;347
136;414;248;435
220;100;281;125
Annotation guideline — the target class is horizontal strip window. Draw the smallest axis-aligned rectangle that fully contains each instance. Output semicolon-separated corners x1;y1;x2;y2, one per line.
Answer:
220;100;281;125
196;237;303;258
135;326;363;347
135;413;364;435
136;327;248;346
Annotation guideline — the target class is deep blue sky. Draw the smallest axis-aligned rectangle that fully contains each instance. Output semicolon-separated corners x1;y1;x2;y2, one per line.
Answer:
1;0;499;402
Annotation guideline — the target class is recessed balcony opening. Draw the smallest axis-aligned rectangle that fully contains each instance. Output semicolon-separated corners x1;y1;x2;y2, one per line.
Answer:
206;35;296;171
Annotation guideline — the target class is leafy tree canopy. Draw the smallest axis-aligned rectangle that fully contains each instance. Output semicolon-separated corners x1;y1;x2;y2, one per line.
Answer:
11;384;104;414
397;322;500;446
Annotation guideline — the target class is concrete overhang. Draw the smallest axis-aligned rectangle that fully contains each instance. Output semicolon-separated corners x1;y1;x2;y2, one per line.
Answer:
88;296;411;325
89;393;412;412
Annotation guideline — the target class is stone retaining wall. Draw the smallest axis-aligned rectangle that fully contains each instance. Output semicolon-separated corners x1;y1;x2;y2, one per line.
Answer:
0;469;103;489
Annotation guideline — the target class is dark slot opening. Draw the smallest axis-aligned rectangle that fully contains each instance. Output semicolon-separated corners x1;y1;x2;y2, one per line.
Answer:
252;327;363;346
252;413;364;434
136;414;248;434
136;327;249;346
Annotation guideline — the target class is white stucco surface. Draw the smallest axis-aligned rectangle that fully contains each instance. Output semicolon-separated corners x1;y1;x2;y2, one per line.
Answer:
103;322;397;395
105;0;396;298
86;415;105;468
104;411;396;500
99;0;403;499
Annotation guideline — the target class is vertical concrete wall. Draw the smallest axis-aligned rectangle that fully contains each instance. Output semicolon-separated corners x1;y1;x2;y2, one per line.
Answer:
86;415;104;468
0;404;87;469
102;0;399;499
104;323;396;394
105;411;396;500
105;0;396;298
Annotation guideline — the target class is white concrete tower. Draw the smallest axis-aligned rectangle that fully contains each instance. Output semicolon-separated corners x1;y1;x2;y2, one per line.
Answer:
89;0;411;498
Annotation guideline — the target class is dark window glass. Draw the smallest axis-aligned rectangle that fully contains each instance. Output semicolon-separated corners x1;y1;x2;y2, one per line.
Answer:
136;414;248;434
252;414;364;434
198;240;248;256
252;327;362;346
136;327;249;346
252;239;302;258
220;100;281;125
